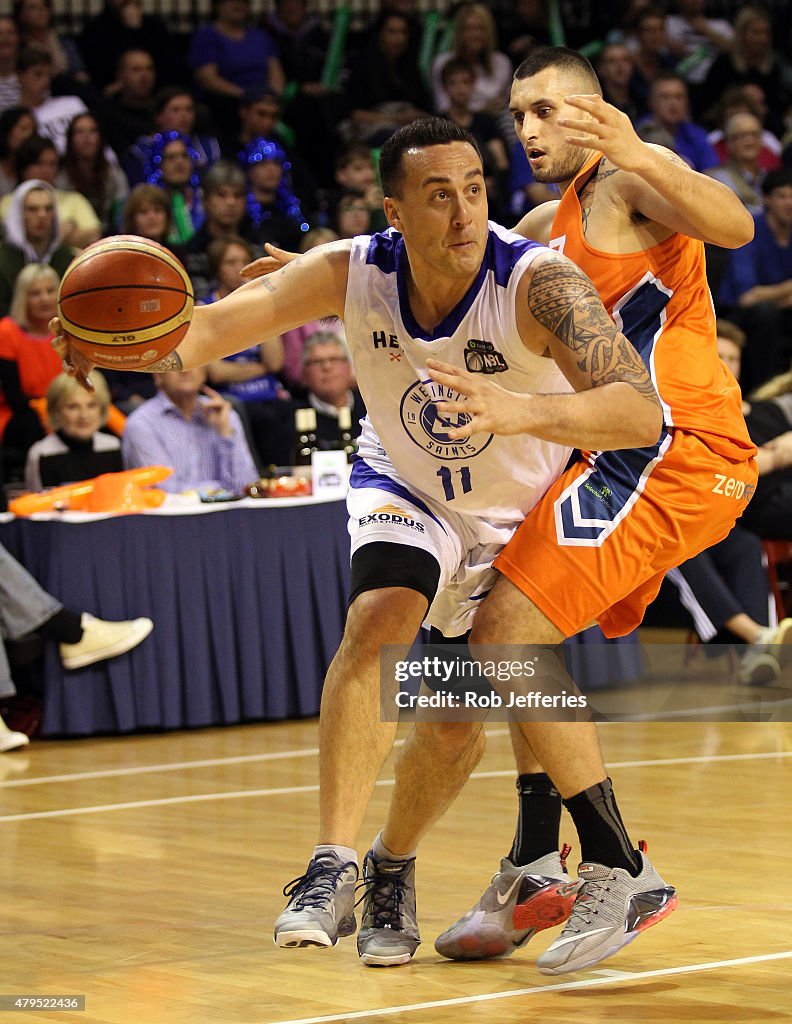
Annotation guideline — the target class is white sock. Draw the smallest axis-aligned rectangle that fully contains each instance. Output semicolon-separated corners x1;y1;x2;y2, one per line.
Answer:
313;844;357;868
372;830;416;862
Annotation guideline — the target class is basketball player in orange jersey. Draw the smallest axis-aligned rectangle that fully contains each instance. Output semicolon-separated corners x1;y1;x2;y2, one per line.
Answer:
409;47;760;973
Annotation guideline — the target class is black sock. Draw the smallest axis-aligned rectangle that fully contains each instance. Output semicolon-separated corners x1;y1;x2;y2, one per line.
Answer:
38;608;83;645
563;778;640;876
508;773;562;866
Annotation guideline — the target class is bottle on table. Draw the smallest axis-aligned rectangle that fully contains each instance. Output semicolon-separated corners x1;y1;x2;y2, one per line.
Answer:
294;407;318;467
337;406;358;462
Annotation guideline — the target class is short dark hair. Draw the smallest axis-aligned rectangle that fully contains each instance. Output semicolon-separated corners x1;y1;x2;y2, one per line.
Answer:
154;85;194;116
514;46;601;94
15;133;56;180
202;159;246;197
378;117;481;198
762;168;792;196
17;46;52;74
440;57;476;86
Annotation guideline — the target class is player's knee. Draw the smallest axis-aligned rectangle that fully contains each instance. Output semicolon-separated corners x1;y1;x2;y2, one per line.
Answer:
415;720;483;757
343;587;426;655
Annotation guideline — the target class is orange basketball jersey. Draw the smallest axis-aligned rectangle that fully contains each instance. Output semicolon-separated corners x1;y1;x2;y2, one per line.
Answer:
548;153;755;460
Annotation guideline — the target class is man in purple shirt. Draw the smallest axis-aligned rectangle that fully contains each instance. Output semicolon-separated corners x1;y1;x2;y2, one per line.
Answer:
718;168;792;392
121;366;258;494
638;73;718;171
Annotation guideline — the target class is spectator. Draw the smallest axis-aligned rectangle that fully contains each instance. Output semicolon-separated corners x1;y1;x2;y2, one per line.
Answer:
15;46;87;155
103;48;157;158
0;105;35;195
122;85;221;188
0;16;21;111
297;331;365;450
0;180;74;316
665;0;735;86
79;0;177;93
332;191;372;239
498;0;552;68
189;0;285;129
0;262;62;473
263;0;340;185
276;226;342;391
240;136;307;249
709;85;781;171
146;132;204;245
640;72;718;171
56;112;129;233
719;168;792;392
121;365;258;495
14;0;87;91
181;160;255;300
431;3;512;117
24;370;122;492
626;6;677;114
597;43;643;123
327;143;386;233
344;10;432;146
739;363;792;540
697;5;792;137
0;540;153;752
716;318;747;385
204;234;293;467
707;111;765;212
441;57;510;220
0;134;101;247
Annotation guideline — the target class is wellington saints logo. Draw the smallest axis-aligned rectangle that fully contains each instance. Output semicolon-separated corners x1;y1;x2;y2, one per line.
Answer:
399;379;493;460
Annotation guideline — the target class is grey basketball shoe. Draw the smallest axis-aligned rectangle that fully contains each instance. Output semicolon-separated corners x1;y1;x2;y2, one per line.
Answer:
274;852;358;948
434;845;575;961
356;849;420;966
537;841;677;975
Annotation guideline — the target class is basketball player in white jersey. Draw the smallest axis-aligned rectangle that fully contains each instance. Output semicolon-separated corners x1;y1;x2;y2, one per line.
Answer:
53;118;663;968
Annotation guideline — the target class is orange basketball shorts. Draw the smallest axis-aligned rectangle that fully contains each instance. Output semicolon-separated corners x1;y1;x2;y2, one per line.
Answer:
494;427;759;638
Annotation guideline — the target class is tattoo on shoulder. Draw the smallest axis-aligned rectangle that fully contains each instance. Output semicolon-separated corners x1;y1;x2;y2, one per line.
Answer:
146;351;183;372
527;257;660;405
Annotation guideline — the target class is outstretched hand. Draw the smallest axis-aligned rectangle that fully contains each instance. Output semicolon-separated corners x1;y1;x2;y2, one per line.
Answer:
49;316;95;392
240;242;301;280
426;359;531;438
558;94;647;173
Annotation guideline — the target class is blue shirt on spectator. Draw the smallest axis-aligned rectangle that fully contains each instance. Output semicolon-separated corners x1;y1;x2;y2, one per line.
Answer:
122;390;258;494
719;211;792;308
189;24;280;92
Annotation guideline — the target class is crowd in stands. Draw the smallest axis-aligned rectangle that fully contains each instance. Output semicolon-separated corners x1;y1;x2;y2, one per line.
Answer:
1;0;792;678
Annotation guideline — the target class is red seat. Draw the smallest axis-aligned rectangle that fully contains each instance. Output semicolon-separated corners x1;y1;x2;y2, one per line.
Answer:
763;540;792;620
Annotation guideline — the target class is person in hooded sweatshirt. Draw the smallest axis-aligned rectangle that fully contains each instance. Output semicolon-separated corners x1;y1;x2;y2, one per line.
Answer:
0;178;75;318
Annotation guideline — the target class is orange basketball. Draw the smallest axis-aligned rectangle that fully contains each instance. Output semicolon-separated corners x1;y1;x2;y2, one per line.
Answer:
57;235;194;370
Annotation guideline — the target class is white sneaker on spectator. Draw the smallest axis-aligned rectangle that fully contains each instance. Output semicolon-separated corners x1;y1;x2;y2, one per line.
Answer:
0;714;30;752
739;617;792;685
60;614;153;670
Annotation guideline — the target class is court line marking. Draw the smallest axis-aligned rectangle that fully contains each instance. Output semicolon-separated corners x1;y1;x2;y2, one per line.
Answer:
262;950;792;1024
0;731;510;789
1;749;789;823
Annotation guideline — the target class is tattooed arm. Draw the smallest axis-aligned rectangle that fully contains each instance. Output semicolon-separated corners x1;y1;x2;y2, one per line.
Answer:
427;252;662;450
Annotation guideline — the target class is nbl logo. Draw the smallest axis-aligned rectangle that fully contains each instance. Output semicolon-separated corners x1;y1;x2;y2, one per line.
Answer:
399;379;493;460
464;339;508;374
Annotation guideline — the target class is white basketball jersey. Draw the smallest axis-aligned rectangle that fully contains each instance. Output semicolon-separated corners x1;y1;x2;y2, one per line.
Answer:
344;223;573;522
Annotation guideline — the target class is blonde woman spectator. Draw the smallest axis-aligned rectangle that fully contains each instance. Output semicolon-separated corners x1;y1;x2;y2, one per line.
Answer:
431;3;513;116
24;371;122;492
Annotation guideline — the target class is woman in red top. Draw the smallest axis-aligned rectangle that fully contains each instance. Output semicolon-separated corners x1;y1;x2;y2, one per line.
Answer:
0;262;61;474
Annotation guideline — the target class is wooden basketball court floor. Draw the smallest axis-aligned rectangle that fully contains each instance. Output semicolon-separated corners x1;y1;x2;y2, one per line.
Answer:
2;717;790;1024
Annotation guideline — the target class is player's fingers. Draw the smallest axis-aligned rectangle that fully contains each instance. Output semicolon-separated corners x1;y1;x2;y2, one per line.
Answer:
558;117;601;133
434;399;469;417
201;385;222;399
564;94;603;111
240;256;282;279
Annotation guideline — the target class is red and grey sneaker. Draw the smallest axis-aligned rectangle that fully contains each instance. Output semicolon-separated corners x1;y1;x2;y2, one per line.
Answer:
536;840;677;975
434;845;575;961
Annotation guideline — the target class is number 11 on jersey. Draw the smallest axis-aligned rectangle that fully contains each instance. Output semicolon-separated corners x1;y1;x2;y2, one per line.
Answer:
437;465;472;501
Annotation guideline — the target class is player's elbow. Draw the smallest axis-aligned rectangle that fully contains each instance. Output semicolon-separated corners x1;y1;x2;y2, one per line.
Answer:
720;206;754;249
634;401;664;447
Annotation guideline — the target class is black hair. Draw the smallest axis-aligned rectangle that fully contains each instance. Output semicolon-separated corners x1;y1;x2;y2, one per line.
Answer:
514;46;601;95
378;117;481;198
762;168;792;196
15;132;56;181
16;45;51;73
0;105;32;160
